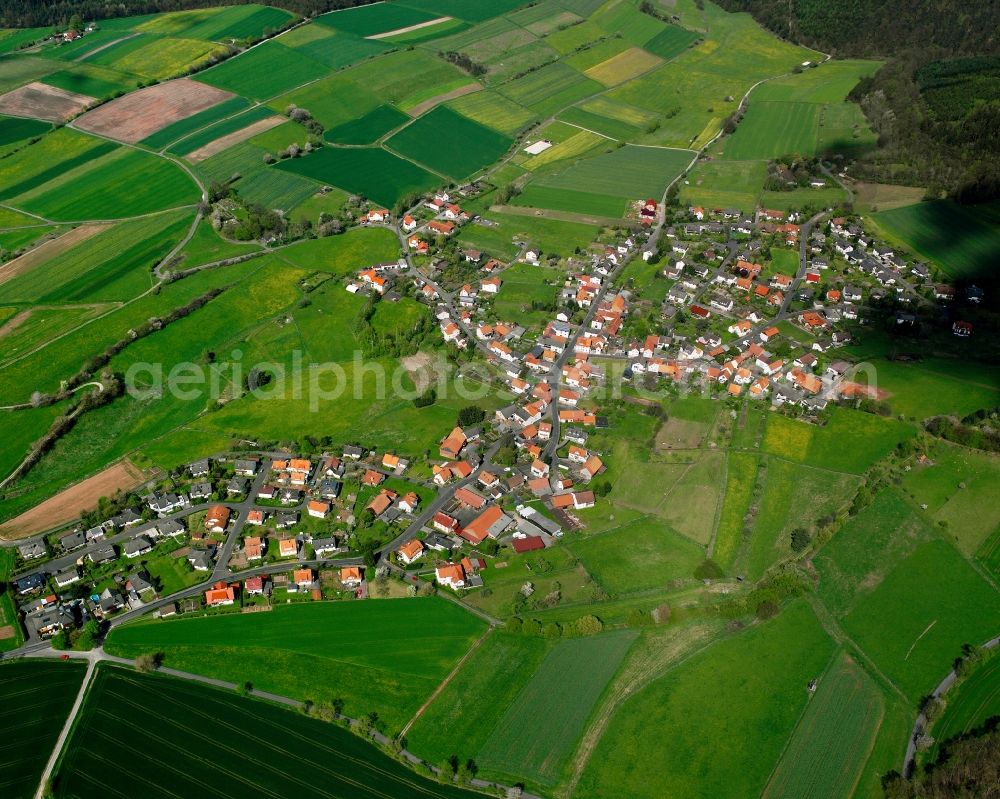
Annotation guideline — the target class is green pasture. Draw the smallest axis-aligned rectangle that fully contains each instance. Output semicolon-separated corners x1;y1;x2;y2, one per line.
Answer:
576;600;835;799
536;144;692;199
477;630;637;787
104;598;485;733
324;103;408;144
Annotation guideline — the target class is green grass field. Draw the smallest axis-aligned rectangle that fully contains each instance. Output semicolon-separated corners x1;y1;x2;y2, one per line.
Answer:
0;659;86;799
763;408;915;475
712;451;759;570
104;598;485;732
447;89;536;134
476;630;638;787
386;105;512;180
54;664;485;799
511;184;627;218
406;631;552;765
644;24;702;60
199;39;329;100
536;144;692;199
325;103;409;144
840;538;1000;701
0;210;192;304
275;146;439;207
315;3;438;36
12;145;199;221
872;200;1000;282
680;158;767;212
576;600;835;799
762;651;884;799
744;459;860;579
930;653;1000;751
0;115;51;147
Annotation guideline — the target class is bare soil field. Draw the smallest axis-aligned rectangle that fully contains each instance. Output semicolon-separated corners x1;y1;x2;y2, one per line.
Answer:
186;115;284;163
0;81;96;122
0;459;147;540
0;223;110;287
407;82;481;117
75;78;234;143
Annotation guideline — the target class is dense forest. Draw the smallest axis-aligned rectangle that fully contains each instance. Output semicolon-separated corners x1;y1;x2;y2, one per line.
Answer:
0;0;372;28
714;0;1000;202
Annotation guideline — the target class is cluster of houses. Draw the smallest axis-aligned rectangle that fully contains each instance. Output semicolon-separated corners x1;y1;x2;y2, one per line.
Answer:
405;191;470;254
345;259;407;299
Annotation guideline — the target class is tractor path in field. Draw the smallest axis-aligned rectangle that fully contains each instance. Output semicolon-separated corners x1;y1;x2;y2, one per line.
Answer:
33;656;96;799
399;625;493;739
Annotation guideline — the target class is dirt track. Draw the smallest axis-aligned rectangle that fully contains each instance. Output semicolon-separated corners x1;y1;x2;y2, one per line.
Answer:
0;223;110;287
407;81;481;117
0;460;146;540
0;81;95;122
186;115;284;163
367;16;451;40
74;78;234;143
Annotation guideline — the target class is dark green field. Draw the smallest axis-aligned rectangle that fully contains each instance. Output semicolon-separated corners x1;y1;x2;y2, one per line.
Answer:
315;3;438;36
140;96;251;150
276;145;439;207
643;25;701;60
54;665;485;799
873;200;1000;282
386;105;513;179
0;659;86;799
0;115;51;147
325;103;409;144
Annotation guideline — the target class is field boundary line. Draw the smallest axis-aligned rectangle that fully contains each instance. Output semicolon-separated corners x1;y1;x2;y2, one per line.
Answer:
399;626;493;738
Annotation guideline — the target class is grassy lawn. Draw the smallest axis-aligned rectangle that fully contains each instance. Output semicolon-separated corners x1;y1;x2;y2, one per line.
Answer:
0;660;86;798
712;451;758;571
104;598;486;734
576;600;835;799
863;357;1000;421
54;664;484;799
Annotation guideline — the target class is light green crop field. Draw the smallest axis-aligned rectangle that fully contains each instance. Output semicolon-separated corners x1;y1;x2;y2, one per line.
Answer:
104;598;486;733
55;665;485;799
511;185;627;218
12;145;199;221
477;630;638;787
755;60;882;104
577;601;835;799
536;144;693;199
447;89;537;134
762;651;885;799
0;660;87;797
